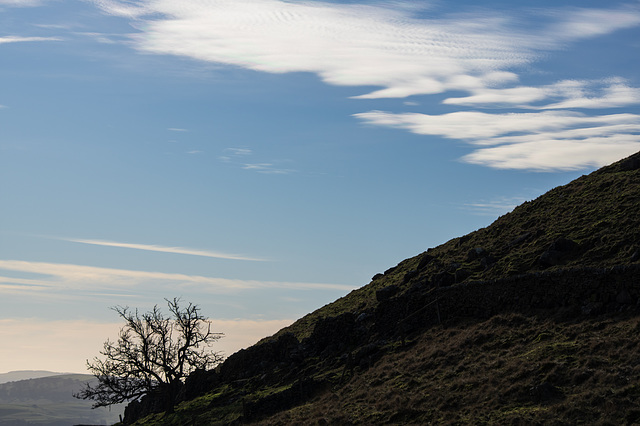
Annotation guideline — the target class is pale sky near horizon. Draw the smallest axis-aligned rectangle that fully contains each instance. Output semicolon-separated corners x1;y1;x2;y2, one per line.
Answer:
1;0;639;374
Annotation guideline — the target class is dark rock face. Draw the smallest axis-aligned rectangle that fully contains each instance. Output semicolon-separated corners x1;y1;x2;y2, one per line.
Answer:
539;238;579;267
619;153;640;171
550;238;579;252
123;382;182;424
433;271;455;287
509;232;532;247
455;268;472;283
466;247;488;262
402;270;419;284
182;369;219;401
376;285;399;302
219;332;300;382
304;313;365;358
417;253;435;270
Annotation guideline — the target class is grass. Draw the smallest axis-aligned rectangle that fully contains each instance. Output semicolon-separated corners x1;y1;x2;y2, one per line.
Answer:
259;311;640;425
129;151;640;425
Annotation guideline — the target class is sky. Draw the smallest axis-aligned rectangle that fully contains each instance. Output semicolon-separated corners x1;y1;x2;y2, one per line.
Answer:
1;0;639;374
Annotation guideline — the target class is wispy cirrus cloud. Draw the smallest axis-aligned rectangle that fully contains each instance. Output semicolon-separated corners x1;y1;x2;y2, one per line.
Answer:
0;36;61;44
0;0;44;6
60;237;267;261
242;163;295;175
91;0;640;171
220;147;295;175
0;259;357;297
461;196;530;217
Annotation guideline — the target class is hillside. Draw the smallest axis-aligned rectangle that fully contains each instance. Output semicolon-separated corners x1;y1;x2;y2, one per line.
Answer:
124;151;640;425
0;371;65;386
0;374;124;426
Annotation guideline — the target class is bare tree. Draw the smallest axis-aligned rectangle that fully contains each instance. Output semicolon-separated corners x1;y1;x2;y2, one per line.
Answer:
75;298;224;410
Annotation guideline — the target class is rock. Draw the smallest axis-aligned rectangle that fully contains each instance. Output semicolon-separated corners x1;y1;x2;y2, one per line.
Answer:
549;237;578;252
183;369;220;401
509;232;532;247
466;247;487;262
384;265;398;275
481;255;497;269
376;285;399;302
433;271;455;287
619;153;640;171
417;253;435;270
455;268;472;283
371;273;384;281
402;270;419;284
356;312;372;323
539;249;563;267
539;238;578;267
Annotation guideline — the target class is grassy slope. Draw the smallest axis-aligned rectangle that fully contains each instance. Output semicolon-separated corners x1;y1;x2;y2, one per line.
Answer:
265;311;640;425
275;152;640;341
131;151;640;425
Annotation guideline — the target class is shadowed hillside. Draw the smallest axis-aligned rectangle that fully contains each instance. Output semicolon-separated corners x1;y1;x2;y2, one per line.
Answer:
0;374;124;426
123;151;640;425
0;371;66;385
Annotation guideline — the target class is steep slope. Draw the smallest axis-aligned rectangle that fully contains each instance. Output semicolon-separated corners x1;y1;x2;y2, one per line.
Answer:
126;151;640;425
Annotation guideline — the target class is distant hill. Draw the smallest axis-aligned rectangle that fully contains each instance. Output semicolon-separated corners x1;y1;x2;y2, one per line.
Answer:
0;374;124;426
114;151;640;425
0;371;66;385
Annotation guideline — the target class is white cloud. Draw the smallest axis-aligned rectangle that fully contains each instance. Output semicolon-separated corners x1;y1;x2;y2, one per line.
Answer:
0;259;357;297
168;127;188;132
444;79;640;109
92;0;640;171
543;7;640;41
0;36;61;44
355;110;640;141
462;139;640;171
355;110;640;170
92;1;640;99
61;237;267;261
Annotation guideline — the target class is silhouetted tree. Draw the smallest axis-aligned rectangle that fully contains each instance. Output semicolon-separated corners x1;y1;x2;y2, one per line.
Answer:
75;298;224;411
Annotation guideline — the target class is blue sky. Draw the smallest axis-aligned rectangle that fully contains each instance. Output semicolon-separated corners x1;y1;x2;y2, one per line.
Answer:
1;0;639;373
